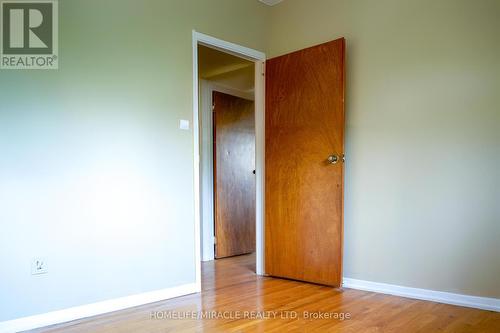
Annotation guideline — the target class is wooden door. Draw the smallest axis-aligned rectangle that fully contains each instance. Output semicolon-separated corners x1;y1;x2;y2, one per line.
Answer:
265;38;345;286
214;91;256;258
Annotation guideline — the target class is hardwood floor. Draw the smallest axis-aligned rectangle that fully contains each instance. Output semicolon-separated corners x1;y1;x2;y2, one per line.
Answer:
30;254;499;332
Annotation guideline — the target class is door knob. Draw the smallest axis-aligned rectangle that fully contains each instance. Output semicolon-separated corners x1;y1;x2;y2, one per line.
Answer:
327;154;339;164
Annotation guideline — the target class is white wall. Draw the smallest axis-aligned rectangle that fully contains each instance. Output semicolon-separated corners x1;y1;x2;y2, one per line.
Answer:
0;0;268;323
199;80;216;262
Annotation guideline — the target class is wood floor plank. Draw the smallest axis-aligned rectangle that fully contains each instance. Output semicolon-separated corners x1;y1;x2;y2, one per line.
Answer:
27;254;500;332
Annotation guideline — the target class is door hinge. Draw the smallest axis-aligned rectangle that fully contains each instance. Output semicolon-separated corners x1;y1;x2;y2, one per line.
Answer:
213;236;217;244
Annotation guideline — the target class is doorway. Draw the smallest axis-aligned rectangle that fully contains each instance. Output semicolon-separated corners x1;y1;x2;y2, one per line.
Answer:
198;44;256;260
192;32;266;290
193;32;346;290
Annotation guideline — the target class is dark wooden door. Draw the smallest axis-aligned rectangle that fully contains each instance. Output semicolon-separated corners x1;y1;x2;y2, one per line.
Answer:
214;91;256;258
265;38;345;286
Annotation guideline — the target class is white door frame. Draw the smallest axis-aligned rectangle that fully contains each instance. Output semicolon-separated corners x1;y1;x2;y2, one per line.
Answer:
192;31;266;291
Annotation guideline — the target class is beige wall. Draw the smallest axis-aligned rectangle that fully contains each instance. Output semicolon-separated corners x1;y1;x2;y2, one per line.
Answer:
267;0;500;298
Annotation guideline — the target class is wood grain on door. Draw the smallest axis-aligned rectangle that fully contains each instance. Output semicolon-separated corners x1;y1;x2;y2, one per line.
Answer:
265;38;345;286
214;91;256;258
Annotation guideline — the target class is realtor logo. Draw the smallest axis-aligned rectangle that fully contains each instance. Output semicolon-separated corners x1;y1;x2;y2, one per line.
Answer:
1;0;58;69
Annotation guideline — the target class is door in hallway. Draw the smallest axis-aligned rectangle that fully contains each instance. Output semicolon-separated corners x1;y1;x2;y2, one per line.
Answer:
213;91;256;258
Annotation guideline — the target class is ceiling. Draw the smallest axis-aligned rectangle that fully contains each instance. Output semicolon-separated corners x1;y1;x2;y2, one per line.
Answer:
198;45;252;78
198;45;254;93
259;0;284;6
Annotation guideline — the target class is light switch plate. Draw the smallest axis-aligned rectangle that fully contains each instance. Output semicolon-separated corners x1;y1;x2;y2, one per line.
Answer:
179;119;190;130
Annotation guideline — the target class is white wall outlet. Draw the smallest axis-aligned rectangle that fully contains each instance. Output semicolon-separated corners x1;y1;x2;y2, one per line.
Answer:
179;119;190;130
31;257;48;275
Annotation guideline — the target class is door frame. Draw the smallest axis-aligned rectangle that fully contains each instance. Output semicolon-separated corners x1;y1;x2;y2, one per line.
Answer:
192;31;266;291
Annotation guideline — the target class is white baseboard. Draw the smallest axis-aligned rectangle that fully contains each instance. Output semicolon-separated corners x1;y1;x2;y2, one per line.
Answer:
2;278;497;333
0;283;199;333
343;277;500;312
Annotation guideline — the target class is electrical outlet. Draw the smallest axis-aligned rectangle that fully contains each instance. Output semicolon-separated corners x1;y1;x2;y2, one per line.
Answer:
31;257;48;275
